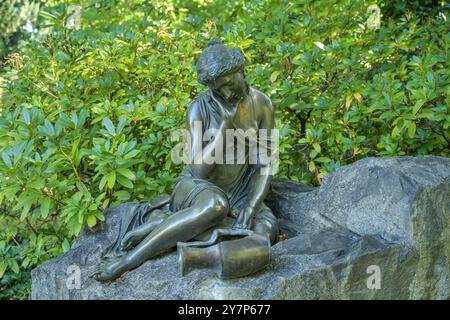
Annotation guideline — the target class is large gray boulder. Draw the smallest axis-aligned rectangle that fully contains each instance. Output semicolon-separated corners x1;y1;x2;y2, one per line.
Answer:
30;156;450;299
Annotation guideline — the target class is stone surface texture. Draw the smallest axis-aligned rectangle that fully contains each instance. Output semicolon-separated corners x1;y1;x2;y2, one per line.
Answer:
30;156;450;299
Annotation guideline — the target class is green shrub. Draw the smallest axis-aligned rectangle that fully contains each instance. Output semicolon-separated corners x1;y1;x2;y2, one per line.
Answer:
0;0;40;66
0;0;448;298
198;0;449;183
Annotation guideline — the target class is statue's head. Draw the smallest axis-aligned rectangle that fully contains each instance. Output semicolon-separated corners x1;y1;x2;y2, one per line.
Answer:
196;39;248;105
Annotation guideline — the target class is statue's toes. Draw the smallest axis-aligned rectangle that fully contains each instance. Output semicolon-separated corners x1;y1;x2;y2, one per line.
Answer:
92;265;114;282
92;258;125;282
90;268;104;281
93;271;109;282
91;260;112;281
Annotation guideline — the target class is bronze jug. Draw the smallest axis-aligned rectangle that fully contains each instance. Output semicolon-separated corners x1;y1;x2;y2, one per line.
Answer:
177;228;271;279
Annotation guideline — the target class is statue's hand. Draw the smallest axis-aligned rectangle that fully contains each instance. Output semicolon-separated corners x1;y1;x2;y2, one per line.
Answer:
233;206;255;230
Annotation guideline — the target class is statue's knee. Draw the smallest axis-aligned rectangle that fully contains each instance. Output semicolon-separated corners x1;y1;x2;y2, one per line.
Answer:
193;190;229;221
211;193;229;219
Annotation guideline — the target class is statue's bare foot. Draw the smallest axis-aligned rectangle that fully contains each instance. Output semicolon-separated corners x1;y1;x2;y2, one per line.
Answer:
120;230;144;251
93;256;129;282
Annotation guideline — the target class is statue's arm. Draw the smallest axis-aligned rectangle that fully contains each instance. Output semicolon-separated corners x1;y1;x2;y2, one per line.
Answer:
247;94;275;209
235;94;275;228
187;101;230;179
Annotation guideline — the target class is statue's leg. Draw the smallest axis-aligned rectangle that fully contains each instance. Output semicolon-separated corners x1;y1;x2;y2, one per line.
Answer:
94;189;229;281
120;209;167;251
252;203;279;244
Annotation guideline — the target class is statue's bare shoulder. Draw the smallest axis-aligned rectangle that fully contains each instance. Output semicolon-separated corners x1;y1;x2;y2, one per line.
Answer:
186;93;206;128
250;87;275;128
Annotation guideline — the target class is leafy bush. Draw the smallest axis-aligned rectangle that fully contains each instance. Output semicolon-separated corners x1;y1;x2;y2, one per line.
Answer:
200;0;449;183
0;0;448;298
0;0;40;66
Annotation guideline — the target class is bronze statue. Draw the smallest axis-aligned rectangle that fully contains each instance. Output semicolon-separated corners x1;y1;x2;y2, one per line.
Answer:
93;39;279;282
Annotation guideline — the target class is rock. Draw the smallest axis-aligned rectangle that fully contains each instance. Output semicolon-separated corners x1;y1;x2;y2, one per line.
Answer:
30;156;450;299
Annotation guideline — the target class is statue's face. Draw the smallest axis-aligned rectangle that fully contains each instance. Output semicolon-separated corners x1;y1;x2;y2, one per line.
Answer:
209;71;247;106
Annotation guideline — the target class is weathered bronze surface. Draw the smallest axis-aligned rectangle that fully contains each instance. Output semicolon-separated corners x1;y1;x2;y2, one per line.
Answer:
178;228;271;279
93;39;279;282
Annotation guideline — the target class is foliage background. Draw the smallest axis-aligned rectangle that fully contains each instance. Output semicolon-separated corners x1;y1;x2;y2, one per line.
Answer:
0;0;448;299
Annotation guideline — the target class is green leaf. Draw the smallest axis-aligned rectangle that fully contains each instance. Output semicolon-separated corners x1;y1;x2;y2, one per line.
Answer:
95;192;107;202
62;239;71;252
39;10;59;22
10;259;20;274
407;122;417;138
124;149;140;159
20;201;33;221
76;181;88;193
99;175;108;191
102;117;115;135
315;157;331;163
107;171;116;189
417;112;436;121
114;190;131;201
270;71;280;83
309;149;319;159
1;152;12;168
412;100;425;116
86;215;97;228
28;179;44;190
117;168;135;180
72;137;81;157
391;125;400;137
73;222;83;236
313;143;321;153
116;116;127;135
22;257;31;268
44;119;55;136
426;71;435;86
22;108;31;124
40;198;52;219
77;210;84;224
0;261;7;278
117;175;133;188
95;211;106;221
308;161;316;172
102;198;110;209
